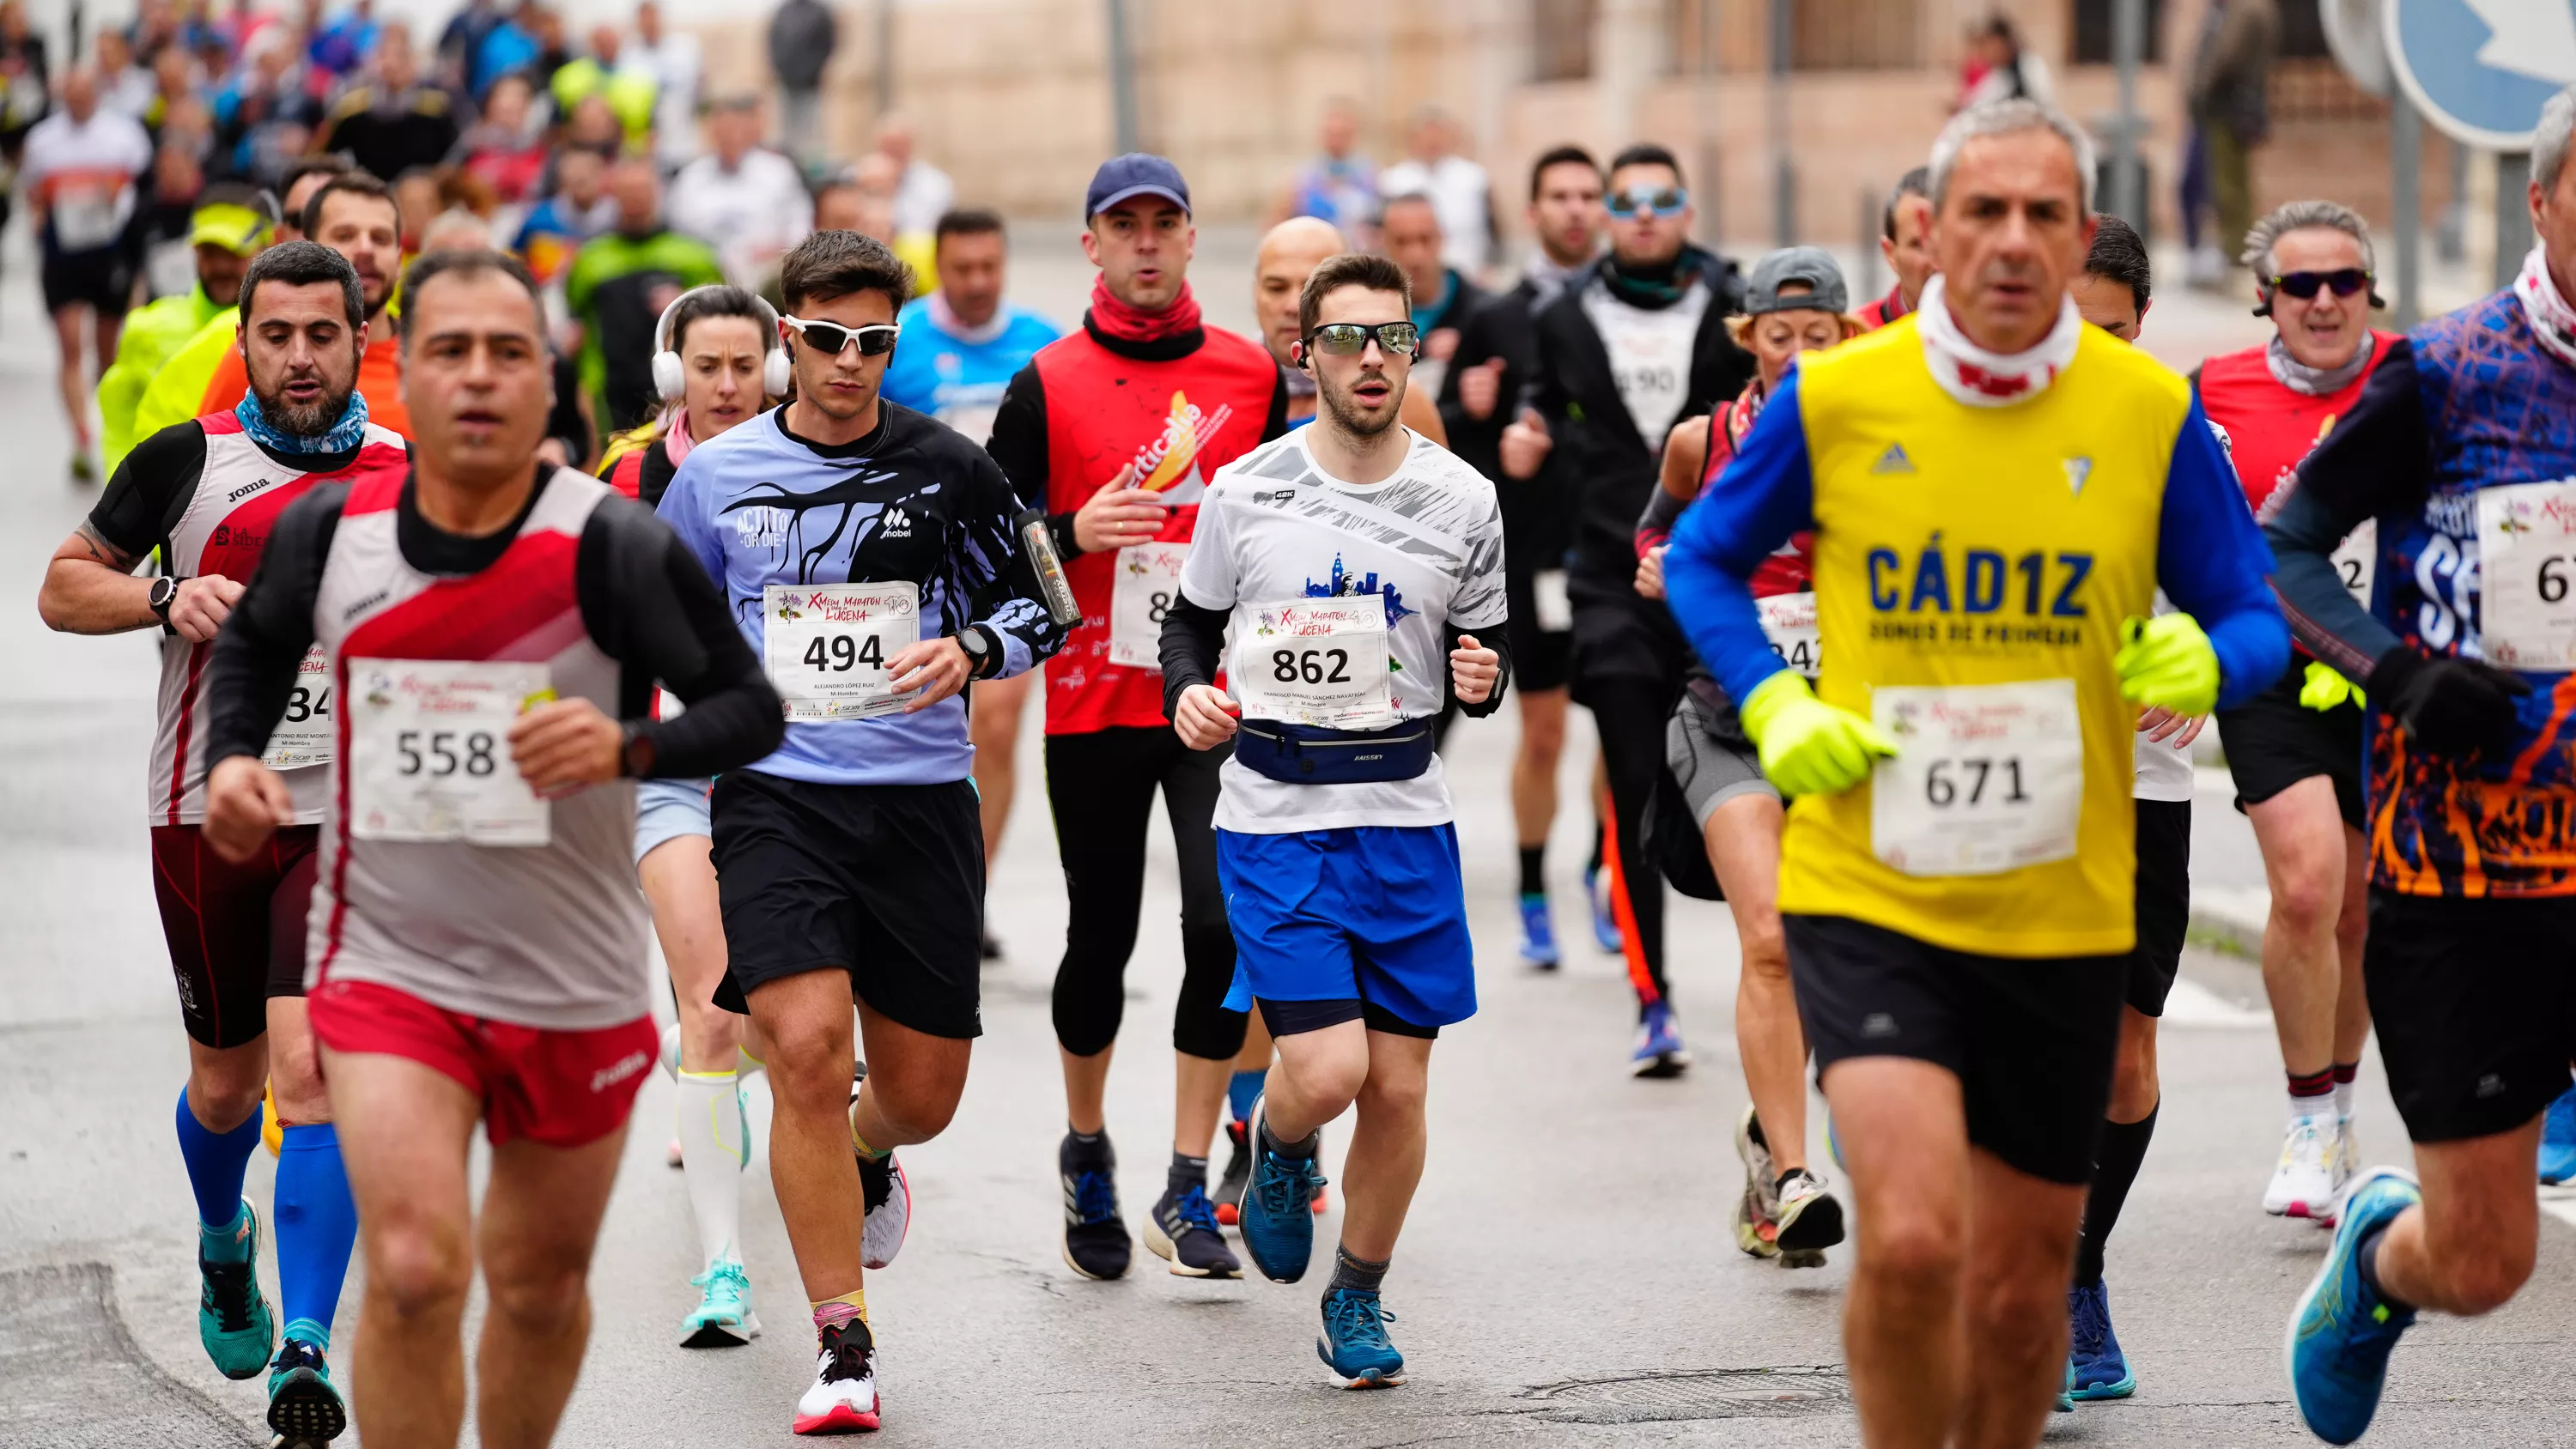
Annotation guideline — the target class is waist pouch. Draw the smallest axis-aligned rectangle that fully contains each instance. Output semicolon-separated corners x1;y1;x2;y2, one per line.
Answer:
1236;719;1434;785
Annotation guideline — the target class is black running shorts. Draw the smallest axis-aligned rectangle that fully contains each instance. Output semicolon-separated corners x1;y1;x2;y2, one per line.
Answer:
149;823;320;1048
40;246;134;317
710;769;984;1040
1502;567;1573;694
2364;892;2576;1144
1785;912;2128;1185
2214;666;2364;831
2129;797;2192;1018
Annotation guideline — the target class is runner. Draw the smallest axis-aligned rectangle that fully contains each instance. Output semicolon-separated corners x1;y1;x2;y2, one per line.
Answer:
1438;144;1606;971
1661;100;2287;1444
983;155;1284;1282
2198;198;2397;1222
1161;250;1509;1387
1634;246;1861;1269
2275;84;2576;1447
1498;142;1753;1076
1252;216;1445;439
565;156;726;433
1855;167;1933;329
658;228;1066;1432
1375;191;1485;404
97;188;266;474
37;240;407;1449
21;65;153;482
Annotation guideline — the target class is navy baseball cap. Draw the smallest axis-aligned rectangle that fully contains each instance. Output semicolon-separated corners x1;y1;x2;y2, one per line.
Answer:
1085;153;1191;219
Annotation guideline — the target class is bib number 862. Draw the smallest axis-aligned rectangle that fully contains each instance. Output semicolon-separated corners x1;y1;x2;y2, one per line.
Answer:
394;729;498;778
804;634;887;672
1272;647;1352;685
1923;756;2031;808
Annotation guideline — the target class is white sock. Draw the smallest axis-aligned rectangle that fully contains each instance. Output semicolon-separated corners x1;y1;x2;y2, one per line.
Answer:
2333;1079;2354;1123
736;1044;768;1079
677;1070;746;1269
2289;1092;2335;1124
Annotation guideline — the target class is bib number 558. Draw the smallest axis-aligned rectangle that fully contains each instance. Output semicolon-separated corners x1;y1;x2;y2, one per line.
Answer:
394;729;498;778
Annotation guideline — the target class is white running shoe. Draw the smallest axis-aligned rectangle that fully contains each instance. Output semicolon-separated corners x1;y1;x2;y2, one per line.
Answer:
857;1148;910;1270
793;1319;879;1434
2263;1113;2341;1219
2311;1116;2360;1228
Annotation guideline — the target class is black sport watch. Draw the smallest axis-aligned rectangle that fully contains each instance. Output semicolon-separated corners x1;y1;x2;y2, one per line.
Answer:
955;625;998;680
149;576;183;627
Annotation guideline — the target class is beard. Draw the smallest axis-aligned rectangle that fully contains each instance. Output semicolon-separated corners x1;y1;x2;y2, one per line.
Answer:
258;378;356;437
1315;368;1405;439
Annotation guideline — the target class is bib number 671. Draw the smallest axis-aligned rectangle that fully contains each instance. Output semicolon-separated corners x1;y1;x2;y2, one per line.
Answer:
1923;755;2031;809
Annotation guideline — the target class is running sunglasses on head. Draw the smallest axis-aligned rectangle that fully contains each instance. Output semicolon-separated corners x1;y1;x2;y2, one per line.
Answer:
2267;269;2371;300
1606;185;1688;218
1305;321;1422;357
779;316;901;357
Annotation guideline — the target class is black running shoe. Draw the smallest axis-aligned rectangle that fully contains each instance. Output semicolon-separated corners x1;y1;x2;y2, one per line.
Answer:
980;931;1004;962
1059;1132;1130;1280
266;1339;346;1446
1145;1181;1242;1278
1216;1119;1252;1228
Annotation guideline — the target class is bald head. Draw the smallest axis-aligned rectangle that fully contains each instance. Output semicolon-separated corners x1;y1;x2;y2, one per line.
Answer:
1255;217;1348;367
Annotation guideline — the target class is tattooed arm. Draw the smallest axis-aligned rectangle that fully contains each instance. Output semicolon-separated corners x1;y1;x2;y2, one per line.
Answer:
35;421;241;639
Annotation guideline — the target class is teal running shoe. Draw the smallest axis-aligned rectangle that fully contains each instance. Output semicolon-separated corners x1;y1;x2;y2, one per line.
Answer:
2541;1087;2576;1185
2288;1166;2421;1445
2068;1281;2135;1399
679;1258;759;1348
266;1338;345;1447
2055;1358;2074;1411
1236;1103;1329;1283
1317;1288;1406;1388
198;1199;275;1379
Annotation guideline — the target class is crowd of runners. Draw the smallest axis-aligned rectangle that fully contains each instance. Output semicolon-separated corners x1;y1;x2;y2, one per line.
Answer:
21;6;2576;1443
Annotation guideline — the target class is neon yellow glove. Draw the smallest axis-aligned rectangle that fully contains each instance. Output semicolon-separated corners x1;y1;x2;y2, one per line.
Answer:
1738;671;1897;798
2299;658;2365;712
2116;614;2220;716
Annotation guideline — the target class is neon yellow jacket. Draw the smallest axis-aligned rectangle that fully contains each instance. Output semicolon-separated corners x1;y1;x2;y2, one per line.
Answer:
100;288;225;474
130;312;242;455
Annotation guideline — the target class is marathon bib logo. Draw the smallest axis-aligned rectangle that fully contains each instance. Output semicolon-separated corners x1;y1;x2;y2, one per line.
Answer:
1863;539;2093;647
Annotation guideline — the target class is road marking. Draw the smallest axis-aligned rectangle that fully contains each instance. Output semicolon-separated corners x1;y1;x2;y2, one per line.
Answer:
2161;975;2271;1028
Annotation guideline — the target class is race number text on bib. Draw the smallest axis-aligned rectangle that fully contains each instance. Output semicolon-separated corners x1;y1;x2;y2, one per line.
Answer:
2329;518;2377;609
1870;678;2082;877
1232;595;1395;731
1532;568;1573;634
1757;591;1821;679
347;658;550;846
763;581;922;721
2476;480;2576;670
1109;543;1188;669
261;645;335;769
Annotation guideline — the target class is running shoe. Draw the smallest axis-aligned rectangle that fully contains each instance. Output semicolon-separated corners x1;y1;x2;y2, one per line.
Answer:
1059;1134;1130;1281
793;1317;880;1434
1773;1169;1844;1264
2067;1280;2134;1400
680;1258;760;1347
855;1148;909;1270
1826;1108;1846;1173
1517;893;1561;969
1216;1119;1250;1228
1583;863;1624;954
2263;1112;2340;1220
980;931;1004;962
265;1338;344;1447
199;1199;276;1379
2541;1087;2576;1185
1631;1000;1690;1079
1236;1103;1329;1283
1730;1106;1782;1259
2056;1359;2075;1412
1318;1288;1406;1388
1144;1181;1241;1278
2287;1166;2421;1445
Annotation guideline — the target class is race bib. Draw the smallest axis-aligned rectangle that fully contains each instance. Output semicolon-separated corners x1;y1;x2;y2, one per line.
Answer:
1108;542;1187;669
261;646;334;769
764;581;922;721
52;184;119;251
1231;596;1395;731
346;659;550;846
1757;591;1821;679
1870;678;2082;877
2476;480;2576;670
1532;567;1573;633
2329;518;2377;609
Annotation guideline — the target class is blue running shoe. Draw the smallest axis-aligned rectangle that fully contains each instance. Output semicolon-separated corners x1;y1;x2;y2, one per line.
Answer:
1631;1000;1690;1078
680;1258;760;1347
2068;1281;2135;1400
2541;1087;2576;1185
1059;1133;1130;1281
1318;1288;1406;1388
198;1199;275;1379
266;1338;345;1447
1517;893;1561;969
2287;1166;2421;1446
1236;1103;1329;1283
1583;864;1624;954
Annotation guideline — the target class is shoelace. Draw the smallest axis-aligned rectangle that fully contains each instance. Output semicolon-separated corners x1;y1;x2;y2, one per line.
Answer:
692;1261;748;1300
1170;1183;1223;1235
820;1322;876;1385
274;1338;323;1374
1322;1291;1396;1349
2069;1288;2108;1360
1255;1152;1315;1216
201;1259;257;1331
1070;1167;1119;1225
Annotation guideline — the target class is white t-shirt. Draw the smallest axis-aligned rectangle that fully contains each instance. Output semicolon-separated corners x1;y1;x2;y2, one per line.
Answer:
667;147;813;282
1377;154;1491;276
21;108;153;256
1583;278;1709;451
1180;428;1508;834
893;160;955;239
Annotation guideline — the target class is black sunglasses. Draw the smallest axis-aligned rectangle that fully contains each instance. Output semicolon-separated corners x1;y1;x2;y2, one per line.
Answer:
1305;321;1421;358
779;315;900;357
2268;269;2371;300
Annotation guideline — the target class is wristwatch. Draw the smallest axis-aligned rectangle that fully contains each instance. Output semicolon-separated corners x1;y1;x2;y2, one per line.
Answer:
149;576;183;626
955;625;997;680
618;719;656;779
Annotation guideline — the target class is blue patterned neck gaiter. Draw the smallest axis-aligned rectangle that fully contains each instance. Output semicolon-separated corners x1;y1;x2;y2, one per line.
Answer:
235;386;370;455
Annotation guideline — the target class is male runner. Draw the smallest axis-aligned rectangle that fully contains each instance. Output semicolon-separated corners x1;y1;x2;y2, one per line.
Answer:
22;64;152;480
2276;83;2576;1448
659;228;1064;1432
194;246;782;1449
1661;100;2287;1445
1376;191;1485;403
1855;167;1934;329
1163;251;1508;1388
98;188;265;474
984;155;1283;1282
2198;199;2396;1221
1499;142;1752;1075
38;240;405;1449
1253;216;1445;439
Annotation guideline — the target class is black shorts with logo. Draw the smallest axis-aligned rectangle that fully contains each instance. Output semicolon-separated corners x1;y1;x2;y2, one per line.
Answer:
1785;912;2129;1185
2365;892;2576;1143
40;246;135;317
711;769;984;1040
2129;797;2192;1017
2215;665;2365;831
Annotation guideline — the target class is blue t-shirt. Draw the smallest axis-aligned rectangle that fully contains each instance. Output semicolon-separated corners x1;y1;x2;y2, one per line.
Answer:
878;300;1060;446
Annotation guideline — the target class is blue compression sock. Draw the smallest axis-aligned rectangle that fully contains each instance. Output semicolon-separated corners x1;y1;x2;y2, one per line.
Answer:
273;1124;358;1351
1227;1070;1264;1125
175;1086;264;1246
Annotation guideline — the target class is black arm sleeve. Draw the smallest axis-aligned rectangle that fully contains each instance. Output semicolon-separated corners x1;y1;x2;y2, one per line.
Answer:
2260;343;2434;681
984;361;1085;550
574;497;786;779
1157;588;1229;720
88;421;210;561
1446;621;1512;718
204;484;344;767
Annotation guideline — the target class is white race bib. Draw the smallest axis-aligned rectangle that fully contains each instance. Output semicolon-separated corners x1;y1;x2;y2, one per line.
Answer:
2475;480;2576;670
1870;678;2082;876
1231;595;1395;731
52;184;119;251
1108;542;1188;670
763;581;921;721
346;658;550;846
261;646;334;769
1532;567;1573;634
2330;518;2378;609
1757;591;1821;679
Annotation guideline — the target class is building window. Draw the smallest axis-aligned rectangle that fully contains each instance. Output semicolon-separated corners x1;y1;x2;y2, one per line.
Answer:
2070;0;2169;64
1791;0;1922;70
1533;0;1597;82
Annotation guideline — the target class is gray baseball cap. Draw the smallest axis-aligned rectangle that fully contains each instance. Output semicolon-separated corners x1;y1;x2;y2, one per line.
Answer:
1743;246;1849;316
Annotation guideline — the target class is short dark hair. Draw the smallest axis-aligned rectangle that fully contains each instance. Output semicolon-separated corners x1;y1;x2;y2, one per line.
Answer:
278;154;355;206
1881;166;1930;240
2084;213;2152;312
1607;142;1683;186
780;229;914;314
397;248;546;349
667;284;775;355
933;208;1005;249
301;173;397;241
1528;143;1600;201
238;239;364;327
1297;252;1412;339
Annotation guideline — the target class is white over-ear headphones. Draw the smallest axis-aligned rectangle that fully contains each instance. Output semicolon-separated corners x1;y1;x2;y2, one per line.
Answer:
652;286;792;403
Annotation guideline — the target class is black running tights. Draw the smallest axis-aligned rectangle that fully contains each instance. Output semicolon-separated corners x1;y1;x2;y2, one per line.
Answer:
1583;672;1676;1012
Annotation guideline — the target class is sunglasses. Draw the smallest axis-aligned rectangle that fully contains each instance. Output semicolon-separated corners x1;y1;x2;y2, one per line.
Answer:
1305;321;1421;358
779;315;900;357
1606;185;1688;218
2267;269;2371;300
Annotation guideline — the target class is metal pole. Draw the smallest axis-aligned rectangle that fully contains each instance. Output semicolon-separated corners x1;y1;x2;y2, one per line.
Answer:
1105;0;1139;155
2391;97;2421;330
2109;0;2143;225
1858;185;1884;303
874;0;895;118
1695;0;1720;248
2495;151;2534;290
1769;0;1792;247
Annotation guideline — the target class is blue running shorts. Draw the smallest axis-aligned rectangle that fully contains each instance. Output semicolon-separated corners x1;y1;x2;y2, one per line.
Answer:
634;777;714;866
1215;824;1475;1032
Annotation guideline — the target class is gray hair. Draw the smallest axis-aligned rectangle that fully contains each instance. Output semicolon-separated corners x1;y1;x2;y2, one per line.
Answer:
1927;99;2097;215
2239;199;2374;277
2541;85;2574;197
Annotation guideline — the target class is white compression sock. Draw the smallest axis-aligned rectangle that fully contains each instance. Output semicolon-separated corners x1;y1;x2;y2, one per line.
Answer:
676;1070;747;1268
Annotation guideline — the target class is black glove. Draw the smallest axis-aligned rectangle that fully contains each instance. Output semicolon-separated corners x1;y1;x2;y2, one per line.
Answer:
2366;646;2532;756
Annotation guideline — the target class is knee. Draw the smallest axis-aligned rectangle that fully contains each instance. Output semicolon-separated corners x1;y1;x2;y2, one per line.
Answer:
189;1072;266;1131
870;1078;962;1143
2433;1239;2533;1315
482;1251;590;1331
367;1221;472;1320
1860;1211;1965;1300
269;1040;328;1119
2269;861;2342;938
1522;718;1566;761
1355;1068;1427;1124
1736;915;1789;979
1285;1056;1370;1114
762;1020;851;1104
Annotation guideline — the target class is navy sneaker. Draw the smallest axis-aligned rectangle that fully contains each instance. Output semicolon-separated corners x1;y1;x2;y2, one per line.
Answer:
1317;1288;1405;1388
1631;1000;1690;1079
1059;1133;1131;1281
1144;1181;1241;1278
1516;893;1561;969
1583;864;1624;954
2287;1166;2421;1445
2541;1087;2576;1185
1236;1103;1329;1283
265;1338;346;1447
2068;1280;2134;1400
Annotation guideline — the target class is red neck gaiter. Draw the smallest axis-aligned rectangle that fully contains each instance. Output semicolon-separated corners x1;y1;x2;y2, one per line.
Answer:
1088;276;1202;343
